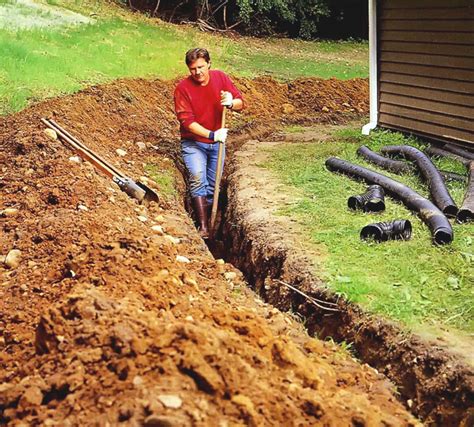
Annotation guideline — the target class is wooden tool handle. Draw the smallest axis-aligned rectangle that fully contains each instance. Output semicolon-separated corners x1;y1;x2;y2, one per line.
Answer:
47;119;125;178
209;108;227;234
42;118;116;179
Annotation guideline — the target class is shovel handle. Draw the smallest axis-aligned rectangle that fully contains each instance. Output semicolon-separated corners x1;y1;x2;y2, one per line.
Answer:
42;118;117;179
209;108;227;234
46;119;126;178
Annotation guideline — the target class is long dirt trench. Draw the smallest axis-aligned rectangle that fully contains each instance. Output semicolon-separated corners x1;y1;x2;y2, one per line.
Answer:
0;77;470;426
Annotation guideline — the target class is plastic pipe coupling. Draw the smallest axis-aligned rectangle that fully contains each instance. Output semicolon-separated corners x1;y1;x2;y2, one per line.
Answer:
360;219;412;242
348;185;385;212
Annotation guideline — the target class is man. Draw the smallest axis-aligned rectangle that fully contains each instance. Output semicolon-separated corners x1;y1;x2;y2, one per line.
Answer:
174;48;244;239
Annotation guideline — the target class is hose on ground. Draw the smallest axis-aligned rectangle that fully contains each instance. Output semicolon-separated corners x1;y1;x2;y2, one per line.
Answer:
380;145;458;217
325;157;453;245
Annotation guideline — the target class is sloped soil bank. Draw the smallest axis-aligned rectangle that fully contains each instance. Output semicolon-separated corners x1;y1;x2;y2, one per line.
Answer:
0;75;423;426
220;139;474;426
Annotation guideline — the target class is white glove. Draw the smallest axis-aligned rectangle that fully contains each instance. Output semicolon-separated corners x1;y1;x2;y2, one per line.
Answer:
220;91;233;108
213;128;228;143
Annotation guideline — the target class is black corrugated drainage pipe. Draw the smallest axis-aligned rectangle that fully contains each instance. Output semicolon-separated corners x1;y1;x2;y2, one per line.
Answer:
360;219;412;242
380;145;458;218
325;157;453;245
443;144;474;161
457;162;474;223
357;145;413;174
425;146;471;167
438;171;467;183
358;145;466;183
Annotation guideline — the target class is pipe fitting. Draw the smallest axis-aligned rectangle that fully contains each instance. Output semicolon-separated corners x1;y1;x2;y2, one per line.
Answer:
348;185;385;212
360;219;412;242
325;157;453;245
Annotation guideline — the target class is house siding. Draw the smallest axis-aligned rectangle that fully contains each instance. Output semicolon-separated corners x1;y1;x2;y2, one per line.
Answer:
378;0;474;146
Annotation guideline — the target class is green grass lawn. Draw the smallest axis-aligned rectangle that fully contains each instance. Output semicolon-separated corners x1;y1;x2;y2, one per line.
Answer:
262;127;473;335
0;0;368;114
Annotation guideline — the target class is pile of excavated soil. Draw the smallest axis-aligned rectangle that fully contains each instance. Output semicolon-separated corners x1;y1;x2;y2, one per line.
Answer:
0;77;419;425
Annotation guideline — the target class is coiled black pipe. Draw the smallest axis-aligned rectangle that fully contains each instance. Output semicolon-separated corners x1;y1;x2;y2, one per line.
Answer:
380;145;458;217
358;145;466;183
325;157;453;245
425;146;471;167
457;162;474;223
443;144;474;161
357;145;414;174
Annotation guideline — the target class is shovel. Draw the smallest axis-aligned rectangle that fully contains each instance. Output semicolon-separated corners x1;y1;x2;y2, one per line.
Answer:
41;118;159;204
209;108;226;238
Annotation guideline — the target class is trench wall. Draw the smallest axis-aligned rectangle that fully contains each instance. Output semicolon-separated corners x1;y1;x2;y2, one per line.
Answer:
218;143;474;426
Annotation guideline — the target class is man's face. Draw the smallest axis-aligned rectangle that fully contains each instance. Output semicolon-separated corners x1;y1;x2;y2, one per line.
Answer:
188;58;210;85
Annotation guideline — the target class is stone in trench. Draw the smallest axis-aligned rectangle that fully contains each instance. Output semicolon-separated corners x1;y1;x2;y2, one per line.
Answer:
281;103;295;114
21;386;43;406
136;141;147;150
158;394;182;409
176;255;190;263
4;249;21;269
151;225;164;235
231;394;255;413
69;156;82;163
116;148;127;157
182;274;197;287
0;208;19;217
44;128;57;140
165;235;180;245
154;215;165;223
224;272;237;281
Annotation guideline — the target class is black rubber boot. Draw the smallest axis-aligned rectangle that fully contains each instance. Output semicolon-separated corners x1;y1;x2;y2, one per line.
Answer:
360;219;412;242
348;185;385;212
192;196;209;239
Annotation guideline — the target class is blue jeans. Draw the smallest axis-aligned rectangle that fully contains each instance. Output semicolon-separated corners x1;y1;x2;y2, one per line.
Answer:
181;140;225;203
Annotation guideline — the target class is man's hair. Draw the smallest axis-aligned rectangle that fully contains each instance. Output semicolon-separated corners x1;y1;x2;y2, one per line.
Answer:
185;48;211;66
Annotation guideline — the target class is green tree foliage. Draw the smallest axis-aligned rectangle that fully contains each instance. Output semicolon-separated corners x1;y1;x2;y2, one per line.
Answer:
236;0;329;39
125;0;368;40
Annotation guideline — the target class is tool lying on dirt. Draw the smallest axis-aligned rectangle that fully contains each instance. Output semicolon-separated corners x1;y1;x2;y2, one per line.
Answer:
41;118;159;204
209;108;226;237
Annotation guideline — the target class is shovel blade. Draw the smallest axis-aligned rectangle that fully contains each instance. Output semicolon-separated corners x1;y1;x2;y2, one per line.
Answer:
114;177;146;202
137;181;160;204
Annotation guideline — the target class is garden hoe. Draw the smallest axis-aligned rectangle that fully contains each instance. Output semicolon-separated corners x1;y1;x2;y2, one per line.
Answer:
41;118;159;204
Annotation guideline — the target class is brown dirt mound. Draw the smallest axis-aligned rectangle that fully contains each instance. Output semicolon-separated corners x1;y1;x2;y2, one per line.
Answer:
0;77;419;426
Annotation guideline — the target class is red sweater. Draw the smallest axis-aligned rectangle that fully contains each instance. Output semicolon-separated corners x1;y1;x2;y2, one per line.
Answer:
174;70;243;143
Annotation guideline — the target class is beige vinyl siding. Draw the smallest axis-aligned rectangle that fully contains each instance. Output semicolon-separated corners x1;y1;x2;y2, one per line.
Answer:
378;0;474;146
